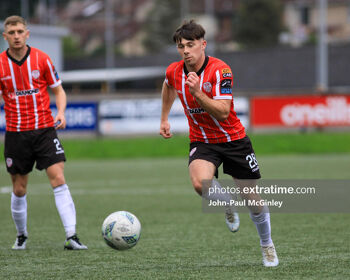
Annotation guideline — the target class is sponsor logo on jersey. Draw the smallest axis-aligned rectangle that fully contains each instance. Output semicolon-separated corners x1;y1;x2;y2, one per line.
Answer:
222;73;232;78
16;88;39;96
188;108;205;114
220;79;232;88
31;70;40;79
222;68;231;74
203;82;212;93
221;88;232;94
1;76;12;81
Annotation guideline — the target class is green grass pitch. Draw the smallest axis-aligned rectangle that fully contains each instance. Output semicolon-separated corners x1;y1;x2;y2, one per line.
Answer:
0;155;349;279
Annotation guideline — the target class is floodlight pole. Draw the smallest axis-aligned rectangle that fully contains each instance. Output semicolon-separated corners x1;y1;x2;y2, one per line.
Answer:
39;0;47;24
316;0;328;92
205;0;215;19
205;0;215;56
48;0;57;25
21;0;29;20
180;0;189;21
105;0;115;93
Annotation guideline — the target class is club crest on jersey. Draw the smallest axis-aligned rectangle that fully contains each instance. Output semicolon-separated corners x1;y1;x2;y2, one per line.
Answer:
6;158;13;167
31;70;40;79
203;82;212;93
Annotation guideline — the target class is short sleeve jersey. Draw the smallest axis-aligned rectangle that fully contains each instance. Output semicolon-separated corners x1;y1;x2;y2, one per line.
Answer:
165;56;246;143
0;46;61;132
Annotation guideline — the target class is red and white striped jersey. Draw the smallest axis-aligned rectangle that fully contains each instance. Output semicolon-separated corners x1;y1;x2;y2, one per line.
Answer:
0;46;61;132
165;56;246;143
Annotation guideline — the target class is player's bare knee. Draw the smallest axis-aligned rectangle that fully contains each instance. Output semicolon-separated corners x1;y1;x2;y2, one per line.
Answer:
13;185;26;197
50;174;66;188
192;179;203;195
11;175;27;196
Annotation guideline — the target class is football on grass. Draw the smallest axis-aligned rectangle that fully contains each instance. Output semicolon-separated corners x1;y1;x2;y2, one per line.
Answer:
101;211;141;250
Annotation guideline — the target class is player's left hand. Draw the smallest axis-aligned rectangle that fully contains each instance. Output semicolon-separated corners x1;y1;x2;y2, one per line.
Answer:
185;72;202;98
54;114;66;130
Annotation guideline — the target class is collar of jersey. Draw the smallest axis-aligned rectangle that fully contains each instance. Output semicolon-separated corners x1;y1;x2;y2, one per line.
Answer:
184;56;209;77
6;45;31;66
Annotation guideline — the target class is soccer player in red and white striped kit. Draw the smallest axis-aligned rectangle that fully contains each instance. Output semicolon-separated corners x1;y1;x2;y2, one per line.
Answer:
160;20;278;266
0;15;87;250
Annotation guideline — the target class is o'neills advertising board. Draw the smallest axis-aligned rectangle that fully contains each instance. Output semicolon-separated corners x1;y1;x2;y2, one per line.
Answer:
251;95;350;128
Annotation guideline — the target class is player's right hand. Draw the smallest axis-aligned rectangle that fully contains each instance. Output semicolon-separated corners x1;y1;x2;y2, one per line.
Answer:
54;113;66;130
160;120;173;139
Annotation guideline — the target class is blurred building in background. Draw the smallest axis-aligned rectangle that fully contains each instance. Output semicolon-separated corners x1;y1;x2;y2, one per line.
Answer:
0;22;68;71
0;1;349;92
49;0;350;56
0;0;349;134
283;0;350;46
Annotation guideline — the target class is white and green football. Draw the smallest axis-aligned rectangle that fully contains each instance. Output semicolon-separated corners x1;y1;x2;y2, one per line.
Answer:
102;211;141;250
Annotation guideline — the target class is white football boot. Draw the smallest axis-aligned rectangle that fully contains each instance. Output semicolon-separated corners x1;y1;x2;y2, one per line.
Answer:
64;234;88;250
261;243;279;267
12;234;27;250
225;208;240;232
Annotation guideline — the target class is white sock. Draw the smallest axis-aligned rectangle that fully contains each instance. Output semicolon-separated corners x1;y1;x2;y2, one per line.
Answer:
11;192;28;236
202;178;233;204
53;184;76;238
250;209;273;246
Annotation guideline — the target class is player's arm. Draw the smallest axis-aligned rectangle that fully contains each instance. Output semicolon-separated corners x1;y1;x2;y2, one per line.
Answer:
186;72;231;122
160;81;177;139
51;85;67;130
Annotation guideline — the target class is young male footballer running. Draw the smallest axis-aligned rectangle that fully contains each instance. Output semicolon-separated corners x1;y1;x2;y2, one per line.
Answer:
159;20;278;267
1;15;87;250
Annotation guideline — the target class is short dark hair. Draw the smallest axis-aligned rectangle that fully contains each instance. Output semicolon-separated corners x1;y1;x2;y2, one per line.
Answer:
4;15;27;29
173;20;206;43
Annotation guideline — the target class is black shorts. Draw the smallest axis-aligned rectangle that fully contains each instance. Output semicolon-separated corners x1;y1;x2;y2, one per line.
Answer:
4;127;66;175
188;136;261;179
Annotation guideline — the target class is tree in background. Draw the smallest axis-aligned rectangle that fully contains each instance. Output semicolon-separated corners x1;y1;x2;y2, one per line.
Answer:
235;0;284;49
62;36;83;58
142;0;181;53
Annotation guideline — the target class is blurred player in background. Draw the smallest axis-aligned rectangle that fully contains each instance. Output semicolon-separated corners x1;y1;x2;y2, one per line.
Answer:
160;20;278;267
0;15;87;250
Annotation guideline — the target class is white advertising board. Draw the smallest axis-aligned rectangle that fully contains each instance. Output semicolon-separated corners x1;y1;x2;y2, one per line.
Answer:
99;97;249;135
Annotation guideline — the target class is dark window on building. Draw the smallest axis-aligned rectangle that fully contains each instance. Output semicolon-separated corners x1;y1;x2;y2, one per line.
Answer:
300;6;310;25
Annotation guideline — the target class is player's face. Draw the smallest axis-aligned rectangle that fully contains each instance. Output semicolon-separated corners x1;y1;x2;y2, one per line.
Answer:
177;38;206;71
3;23;29;50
